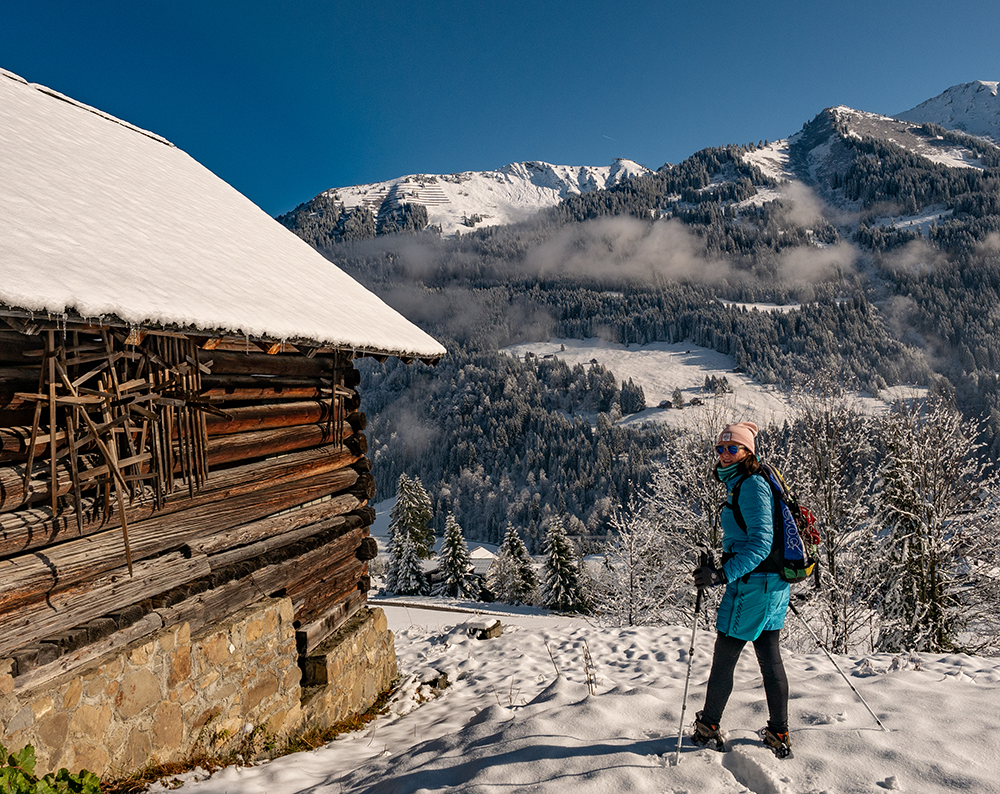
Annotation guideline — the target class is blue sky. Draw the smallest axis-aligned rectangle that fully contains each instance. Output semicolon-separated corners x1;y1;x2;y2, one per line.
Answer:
3;1;998;217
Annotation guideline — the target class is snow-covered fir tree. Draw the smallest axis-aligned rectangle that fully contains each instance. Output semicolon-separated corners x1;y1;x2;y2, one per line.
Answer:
389;473;435;558
393;532;429;596
438;513;477;598
488;523;537;605
540;516;583;612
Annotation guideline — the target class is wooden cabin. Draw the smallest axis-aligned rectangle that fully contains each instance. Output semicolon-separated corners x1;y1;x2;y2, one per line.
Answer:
0;68;445;775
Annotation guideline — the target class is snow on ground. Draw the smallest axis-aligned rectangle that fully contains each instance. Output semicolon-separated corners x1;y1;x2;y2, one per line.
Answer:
501;337;925;431
157;602;1000;794
741;140;795;183
866;206;954;237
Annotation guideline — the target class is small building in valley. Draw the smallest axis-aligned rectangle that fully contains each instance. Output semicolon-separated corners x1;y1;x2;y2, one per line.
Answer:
0;68;445;776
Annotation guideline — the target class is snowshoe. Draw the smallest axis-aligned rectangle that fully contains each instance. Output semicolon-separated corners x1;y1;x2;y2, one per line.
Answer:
760;725;793;759
691;711;726;751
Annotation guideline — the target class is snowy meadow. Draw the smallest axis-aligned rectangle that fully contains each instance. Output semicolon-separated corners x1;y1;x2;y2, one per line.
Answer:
158;602;1000;794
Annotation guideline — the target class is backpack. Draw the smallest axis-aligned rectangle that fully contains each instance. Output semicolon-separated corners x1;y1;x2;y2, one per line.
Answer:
728;461;821;584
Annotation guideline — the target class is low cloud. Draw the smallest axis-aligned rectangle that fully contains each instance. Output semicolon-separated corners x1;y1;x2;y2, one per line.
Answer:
523;216;732;284
777;242;857;282
777;182;827;228
880;238;950;275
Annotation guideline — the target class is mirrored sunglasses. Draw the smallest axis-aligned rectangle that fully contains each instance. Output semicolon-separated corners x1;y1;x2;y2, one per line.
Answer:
715;444;743;456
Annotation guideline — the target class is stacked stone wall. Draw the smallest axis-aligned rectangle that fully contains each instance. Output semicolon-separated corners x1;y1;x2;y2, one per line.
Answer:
0;600;397;779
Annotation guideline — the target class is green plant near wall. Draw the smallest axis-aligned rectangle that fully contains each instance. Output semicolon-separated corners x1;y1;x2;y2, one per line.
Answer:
0;744;100;794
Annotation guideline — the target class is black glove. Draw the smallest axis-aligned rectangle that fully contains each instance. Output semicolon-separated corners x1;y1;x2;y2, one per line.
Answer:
693;564;727;589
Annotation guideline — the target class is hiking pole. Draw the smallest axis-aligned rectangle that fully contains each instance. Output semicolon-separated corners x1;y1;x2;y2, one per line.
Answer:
789;602;889;732
671;551;708;766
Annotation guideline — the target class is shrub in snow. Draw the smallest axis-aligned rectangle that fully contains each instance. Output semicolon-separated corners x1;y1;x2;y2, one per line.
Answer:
872;397;999;653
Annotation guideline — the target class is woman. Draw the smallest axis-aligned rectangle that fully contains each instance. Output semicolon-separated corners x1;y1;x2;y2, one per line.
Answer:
690;421;793;758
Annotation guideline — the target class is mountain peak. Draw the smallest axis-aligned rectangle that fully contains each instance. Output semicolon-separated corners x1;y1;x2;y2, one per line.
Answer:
314;160;652;238
895;81;1000;142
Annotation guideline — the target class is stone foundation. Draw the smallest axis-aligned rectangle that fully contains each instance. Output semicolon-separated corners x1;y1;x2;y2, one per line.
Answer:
0;601;397;779
300;607;397;726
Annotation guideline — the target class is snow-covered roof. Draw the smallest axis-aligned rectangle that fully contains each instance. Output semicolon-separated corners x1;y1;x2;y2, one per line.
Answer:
0;69;446;361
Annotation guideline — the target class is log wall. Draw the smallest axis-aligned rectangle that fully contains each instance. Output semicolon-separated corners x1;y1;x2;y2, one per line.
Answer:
0;323;378;691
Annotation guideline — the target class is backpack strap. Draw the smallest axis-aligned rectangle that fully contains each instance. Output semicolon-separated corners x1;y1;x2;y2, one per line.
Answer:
723;471;780;577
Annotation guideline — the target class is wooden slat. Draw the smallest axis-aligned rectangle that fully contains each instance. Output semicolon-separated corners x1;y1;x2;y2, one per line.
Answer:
203;400;331;436
0;443;360;558
12;612;164;692
297;589;367;658
0;551;210;657
0;471;356;612
193;487;358;558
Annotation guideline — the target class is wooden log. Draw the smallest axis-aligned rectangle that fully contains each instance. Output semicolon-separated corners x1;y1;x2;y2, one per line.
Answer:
349;472;376;501
204;424;350;468
198;348;334;379
289;563;366;627
0;471;356;612
12;612;163;692
345;432;367;456
6;519;367;686
0;444;360;558
198;497;358;562
0;551;210;657
0;425;68;463
198;384;326;403
153;528;366;639
0;418;355;511
280;527;367;600
297;589;366;660
356;536;378;561
203;400;331;436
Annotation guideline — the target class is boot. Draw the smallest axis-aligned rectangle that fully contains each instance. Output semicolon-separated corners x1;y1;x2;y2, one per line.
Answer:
691;711;725;751
760;724;792;758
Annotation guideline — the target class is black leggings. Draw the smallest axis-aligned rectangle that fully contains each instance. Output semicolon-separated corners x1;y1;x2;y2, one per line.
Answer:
702;629;788;731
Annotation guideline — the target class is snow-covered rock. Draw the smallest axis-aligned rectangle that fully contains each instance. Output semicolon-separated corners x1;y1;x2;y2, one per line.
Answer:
895;80;1000;143
315;158;652;237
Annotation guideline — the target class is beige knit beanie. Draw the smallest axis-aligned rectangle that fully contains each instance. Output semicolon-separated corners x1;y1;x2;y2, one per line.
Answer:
716;421;759;453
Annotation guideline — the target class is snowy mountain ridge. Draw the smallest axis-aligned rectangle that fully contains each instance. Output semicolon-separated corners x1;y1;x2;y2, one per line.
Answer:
281;80;998;244
895;80;1000;143
320;158;651;237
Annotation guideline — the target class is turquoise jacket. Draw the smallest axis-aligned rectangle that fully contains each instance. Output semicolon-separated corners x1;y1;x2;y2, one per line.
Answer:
715;463;790;641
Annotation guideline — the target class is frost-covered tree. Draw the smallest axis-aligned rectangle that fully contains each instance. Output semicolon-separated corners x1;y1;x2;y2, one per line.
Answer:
594;490;695;627
789;386;880;652
488;523;538;605
438;513;477;598
393;533;429;596
389;473;435;559
873;397;998;652
540;516;583;612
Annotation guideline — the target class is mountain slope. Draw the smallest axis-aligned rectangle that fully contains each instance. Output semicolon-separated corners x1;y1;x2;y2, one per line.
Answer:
278;158;651;243
896;80;1000;143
